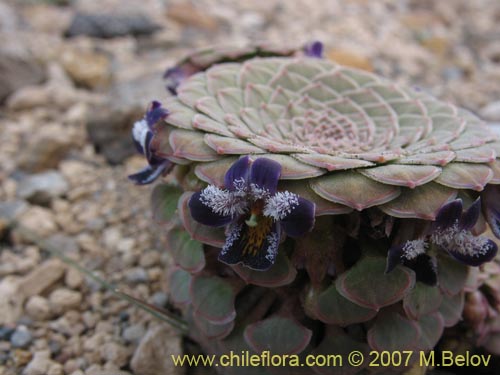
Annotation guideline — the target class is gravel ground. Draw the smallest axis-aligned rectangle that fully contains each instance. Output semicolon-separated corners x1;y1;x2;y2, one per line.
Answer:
1;0;500;374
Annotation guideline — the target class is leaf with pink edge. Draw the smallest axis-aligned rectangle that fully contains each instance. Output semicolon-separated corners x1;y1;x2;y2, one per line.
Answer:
359;164;441;188
435;163;493;191
166;227;206;273
163;97;197;130
295;154;375;171
367;310;421;351
438;292;464;327
454;145;496;163
311;327;370;375
397;151;456;166
403;282;443;320
314;283;377;326
280;180;352;216
169;129;220;161
193;310;235;340
204;134;265;154
244;315;312;355
380;183;457;220
335;256;415;310
151;184;183;224
178;192;226;247
169;268;191;305
190;275;236;325
194;157;238;186
310;171;401;211
488;159;500;184
257;154;324;179
415;313;444;351
437;255;469;296
232;250;297;287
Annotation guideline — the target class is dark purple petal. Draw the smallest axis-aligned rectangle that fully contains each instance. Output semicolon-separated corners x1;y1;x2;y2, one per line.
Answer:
281;197;315;237
133;138;145;155
143;131;154;162
459;198;481;231
385;244;405;273
145;101;169;128
219;220;280;271
304;41;324;58
409;254;437;286
164;67;185;95
188;192;232;227
224;156;251;190
386;244;436;285
482;184;500;239
445;239;498;267
128;160;172;185
249;158;282;194
432;199;462;231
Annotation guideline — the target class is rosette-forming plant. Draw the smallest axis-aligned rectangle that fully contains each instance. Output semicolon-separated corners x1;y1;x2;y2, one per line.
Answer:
130;42;500;374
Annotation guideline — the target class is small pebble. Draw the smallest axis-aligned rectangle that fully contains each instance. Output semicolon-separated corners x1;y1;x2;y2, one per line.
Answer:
0;326;15;341
151;291;168;308
10;326;33;349
122;324;145;344
49;340;62;356
118;311;129;322
125;268;148;283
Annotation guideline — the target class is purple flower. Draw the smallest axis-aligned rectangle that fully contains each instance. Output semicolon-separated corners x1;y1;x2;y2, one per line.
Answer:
163;63;200;96
128;101;173;185
188;156;316;271
387;198;497;285
303;41;323;58
163;67;185;96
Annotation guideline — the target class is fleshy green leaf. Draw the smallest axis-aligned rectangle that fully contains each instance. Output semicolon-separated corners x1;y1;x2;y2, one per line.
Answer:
310;171;401;211
190;275;237;324
403;282;443;320
311;327;370;375
367;310;421;351
244;315;312;355
232;250;297;287
335;256;415;310
437;255;469;296
169;268;191;305
151;184;183;224
435;163;493;191
415;313;444;351
438;292;464;327
193;310;235;339
314;283;377;326
359;164;441;188
380;182;457;220
166;227;206;273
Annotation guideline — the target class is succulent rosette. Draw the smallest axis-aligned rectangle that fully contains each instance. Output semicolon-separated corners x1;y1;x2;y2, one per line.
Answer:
131;42;500;374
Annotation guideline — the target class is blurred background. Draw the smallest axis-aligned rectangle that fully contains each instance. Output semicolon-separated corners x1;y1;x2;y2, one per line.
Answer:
0;0;500;374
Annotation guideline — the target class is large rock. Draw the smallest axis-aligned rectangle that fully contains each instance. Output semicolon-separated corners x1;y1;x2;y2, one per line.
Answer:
65;12;160;39
48;288;83;315
18;259;65;298
130;325;183;375
0;200;28;232
0;277;23;324
16;123;80;172
0;35;46;102
60;46;112;89
23;350;63;375
17;171;69;205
